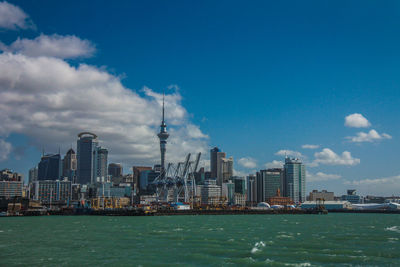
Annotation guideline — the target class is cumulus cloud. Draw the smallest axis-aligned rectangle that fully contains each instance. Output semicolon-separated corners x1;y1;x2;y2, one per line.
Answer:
0;52;208;167
344;113;371;128
344;175;400;196
0;139;12;161
346;129;392;143
238;157;257;169
0;34;96;59
311;148;360;167
302;144;319;149
0;1;35;30
275;149;303;158
264;160;284;169
307;171;341;182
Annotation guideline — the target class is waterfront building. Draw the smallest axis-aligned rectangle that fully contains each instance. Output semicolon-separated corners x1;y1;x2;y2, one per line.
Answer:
308;190;334;201
210;147;233;186
301;200;351;211
108;163;123;179
38;154;62;181
157;93;169;176
77;132;99;185
200;179;221;205
284;157;306;204
234;193;247;206
62;148;77;182
33;180;72;205
29;167;38;184
266;188;294;206
256;172;264;203
93;182;132;198
92;146;108;183
341;189;363;204
246;175;257;206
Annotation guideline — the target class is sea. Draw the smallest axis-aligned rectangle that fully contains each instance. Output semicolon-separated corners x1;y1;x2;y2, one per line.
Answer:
1;213;399;266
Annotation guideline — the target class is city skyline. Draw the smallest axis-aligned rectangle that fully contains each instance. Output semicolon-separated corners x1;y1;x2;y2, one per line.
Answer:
0;1;399;196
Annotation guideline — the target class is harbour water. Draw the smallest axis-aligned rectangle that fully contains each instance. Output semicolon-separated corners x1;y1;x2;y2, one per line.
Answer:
1;213;399;266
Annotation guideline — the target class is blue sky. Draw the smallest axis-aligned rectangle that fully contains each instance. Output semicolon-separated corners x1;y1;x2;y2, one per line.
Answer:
0;1;399;196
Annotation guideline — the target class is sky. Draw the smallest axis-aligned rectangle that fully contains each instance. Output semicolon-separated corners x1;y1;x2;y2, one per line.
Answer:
0;0;399;196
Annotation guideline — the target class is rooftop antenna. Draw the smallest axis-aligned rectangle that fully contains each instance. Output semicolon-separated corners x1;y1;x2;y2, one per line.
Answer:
42;147;45;157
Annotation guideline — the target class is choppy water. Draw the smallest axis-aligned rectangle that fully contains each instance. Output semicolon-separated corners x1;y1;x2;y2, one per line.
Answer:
1;213;400;266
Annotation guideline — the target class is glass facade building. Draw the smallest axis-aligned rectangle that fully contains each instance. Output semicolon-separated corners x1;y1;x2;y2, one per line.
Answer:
284;157;306;204
77;132;98;185
38;154;62;181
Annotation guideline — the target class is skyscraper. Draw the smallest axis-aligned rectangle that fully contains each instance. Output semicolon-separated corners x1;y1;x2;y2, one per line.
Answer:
157;93;169;175
38;154;62;181
29;166;38;184
262;168;284;199
284;157;306;204
210;147;220;178
92;146;108;183
62;148;77;182
77;132;98;185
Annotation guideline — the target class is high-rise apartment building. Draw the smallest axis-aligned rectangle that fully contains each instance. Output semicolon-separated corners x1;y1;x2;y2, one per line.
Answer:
77;132;98;185
284;157;306;204
38;154;62;181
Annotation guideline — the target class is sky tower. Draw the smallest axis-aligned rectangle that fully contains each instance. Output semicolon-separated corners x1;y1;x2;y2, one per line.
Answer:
157;92;169;175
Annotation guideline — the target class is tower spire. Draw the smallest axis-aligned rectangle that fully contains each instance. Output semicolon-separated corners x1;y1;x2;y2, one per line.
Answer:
158;90;169;176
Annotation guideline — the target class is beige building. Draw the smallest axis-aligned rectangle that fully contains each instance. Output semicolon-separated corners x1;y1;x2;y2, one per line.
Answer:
308;190;334;201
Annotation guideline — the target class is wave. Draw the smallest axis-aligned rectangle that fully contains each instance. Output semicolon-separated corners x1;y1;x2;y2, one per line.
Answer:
251;241;266;254
385;226;400;233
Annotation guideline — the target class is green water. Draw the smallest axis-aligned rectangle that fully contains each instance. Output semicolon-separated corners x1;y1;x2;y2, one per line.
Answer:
1;214;399;266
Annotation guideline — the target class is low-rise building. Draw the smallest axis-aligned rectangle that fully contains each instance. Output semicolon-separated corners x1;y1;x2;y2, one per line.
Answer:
341;189;363;204
308;190;334;201
0;181;23;199
301;200;351;210
200;179;221;205
33;180;72;205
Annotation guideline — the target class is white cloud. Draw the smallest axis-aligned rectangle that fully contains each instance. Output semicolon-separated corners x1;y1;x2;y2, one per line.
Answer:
344;113;371;128
0;34;96;59
264;160;284;169
0;139;12;161
275;149;303;158
344;175;400;196
312;148;360;167
233;169;249;177
0;52;209;167
346;129;392;143
302;144;319;149
238;157;257;169
307;171;341;182
0;1;35;30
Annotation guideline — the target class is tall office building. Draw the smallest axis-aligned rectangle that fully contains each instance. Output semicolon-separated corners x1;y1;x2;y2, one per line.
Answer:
210;147;220;178
38;154;62;180
262;168;284;199
157;93;169;176
92;146;108;183
108;163;123;178
132;166;152;195
62;148;77;182
77;132;98;185
284;157;306;204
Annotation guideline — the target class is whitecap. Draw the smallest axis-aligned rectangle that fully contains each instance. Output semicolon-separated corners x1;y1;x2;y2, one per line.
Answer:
385;226;400;233
251;241;266;254
173;228;183;231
